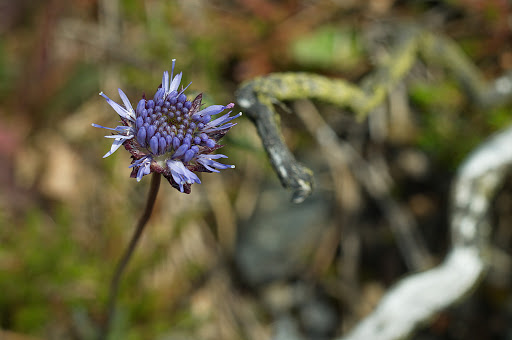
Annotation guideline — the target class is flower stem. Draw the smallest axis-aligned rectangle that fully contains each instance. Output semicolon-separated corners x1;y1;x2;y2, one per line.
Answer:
99;173;161;340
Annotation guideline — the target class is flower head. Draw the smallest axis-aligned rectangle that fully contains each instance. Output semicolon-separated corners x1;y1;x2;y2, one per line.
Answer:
93;59;241;193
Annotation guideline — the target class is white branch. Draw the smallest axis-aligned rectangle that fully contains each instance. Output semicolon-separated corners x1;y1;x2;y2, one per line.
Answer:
340;124;512;340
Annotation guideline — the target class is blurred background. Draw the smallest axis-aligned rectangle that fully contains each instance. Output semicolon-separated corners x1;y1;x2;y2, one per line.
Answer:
1;0;512;339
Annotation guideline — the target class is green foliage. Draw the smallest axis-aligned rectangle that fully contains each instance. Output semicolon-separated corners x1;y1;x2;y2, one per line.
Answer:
0;205;99;333
410;80;511;169
290;25;363;71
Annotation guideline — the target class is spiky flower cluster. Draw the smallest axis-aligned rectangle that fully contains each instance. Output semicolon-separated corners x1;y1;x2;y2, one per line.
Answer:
93;60;241;193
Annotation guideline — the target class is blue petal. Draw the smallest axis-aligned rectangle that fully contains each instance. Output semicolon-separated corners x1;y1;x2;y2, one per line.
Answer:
162;71;169;94
150;136;159;154
103;137;125;158
196;154;234;172
183;149;197;163
129;156;152;182
169;72;182;93
170;59;176;81
137;126;147;147
118;89;136;120
154;88;165;103
204;154;228;160
159;137;167;154
206;139;216;148
204;112;242;132
136;99;146;115
172;136;181;150
92;123;114;130
167;159;201;192
172;144;189;159
147;125;156;140
196;105;225;117
136;158;152;182
99;92;135;122
103;134;133;140
92;123;132;134
136;116;144;129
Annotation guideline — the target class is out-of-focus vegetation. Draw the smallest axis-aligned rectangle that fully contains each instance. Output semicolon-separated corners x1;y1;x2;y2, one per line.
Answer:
1;1;512;339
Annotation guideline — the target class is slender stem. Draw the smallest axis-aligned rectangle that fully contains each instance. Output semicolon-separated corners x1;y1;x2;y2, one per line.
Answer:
99;173;161;340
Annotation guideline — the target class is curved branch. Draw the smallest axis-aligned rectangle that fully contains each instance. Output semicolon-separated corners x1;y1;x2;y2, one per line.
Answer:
235;25;512;202
339;124;512;340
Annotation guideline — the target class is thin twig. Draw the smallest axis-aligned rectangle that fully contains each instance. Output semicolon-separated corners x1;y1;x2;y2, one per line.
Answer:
99;173;161;340
235;25;512;202
293;99;433;271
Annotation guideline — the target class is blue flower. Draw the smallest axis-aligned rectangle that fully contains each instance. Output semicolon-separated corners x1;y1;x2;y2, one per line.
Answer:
93;59;241;193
